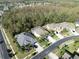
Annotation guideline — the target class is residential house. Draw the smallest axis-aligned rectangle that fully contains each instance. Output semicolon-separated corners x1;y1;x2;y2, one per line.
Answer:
43;22;75;33
63;22;75;32
31;26;55;42
43;23;64;33
31;26;49;38
62;51;79;59
15;32;36;47
62;52;71;59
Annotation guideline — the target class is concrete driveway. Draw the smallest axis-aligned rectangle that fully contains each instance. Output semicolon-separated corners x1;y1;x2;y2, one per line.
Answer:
47;35;56;43
35;43;43;53
48;52;58;59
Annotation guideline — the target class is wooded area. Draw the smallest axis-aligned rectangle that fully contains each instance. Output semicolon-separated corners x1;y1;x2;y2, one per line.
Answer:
2;4;78;36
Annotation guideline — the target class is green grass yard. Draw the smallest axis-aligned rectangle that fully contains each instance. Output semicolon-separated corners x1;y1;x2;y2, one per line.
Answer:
36;38;51;48
53;38;79;57
5;30;35;59
66;38;79;53
52;34;59;40
49;31;59;40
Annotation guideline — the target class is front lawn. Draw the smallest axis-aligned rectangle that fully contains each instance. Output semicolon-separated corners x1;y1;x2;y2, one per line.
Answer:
50;32;59;40
52;34;59;40
67;40;79;53
61;29;70;37
36;38;51;48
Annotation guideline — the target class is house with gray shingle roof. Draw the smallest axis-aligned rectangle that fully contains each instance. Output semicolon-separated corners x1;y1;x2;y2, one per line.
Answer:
15;32;36;47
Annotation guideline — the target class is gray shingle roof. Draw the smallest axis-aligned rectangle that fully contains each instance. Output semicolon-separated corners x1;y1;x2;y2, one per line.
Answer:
15;32;36;46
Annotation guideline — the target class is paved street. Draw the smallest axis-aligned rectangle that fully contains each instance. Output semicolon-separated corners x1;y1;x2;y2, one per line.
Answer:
1;27;18;59
0;30;10;59
32;35;79;59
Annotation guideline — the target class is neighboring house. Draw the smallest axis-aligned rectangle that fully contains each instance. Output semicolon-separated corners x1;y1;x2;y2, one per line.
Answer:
43;22;75;33
15;32;36;47
62;52;71;59
65;22;75;31
31;26;49;38
62;52;79;59
31;26;55;42
43;23;64;33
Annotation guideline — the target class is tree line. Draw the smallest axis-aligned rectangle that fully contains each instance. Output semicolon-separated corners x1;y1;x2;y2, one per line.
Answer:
2;4;77;36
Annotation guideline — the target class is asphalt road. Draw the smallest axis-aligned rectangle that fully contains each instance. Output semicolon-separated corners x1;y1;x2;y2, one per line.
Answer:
32;35;79;59
0;30;10;59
